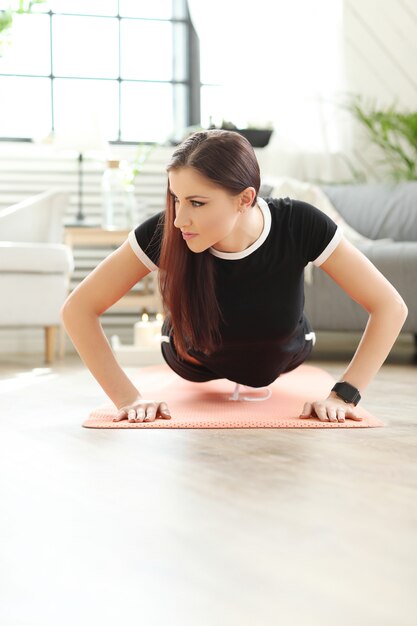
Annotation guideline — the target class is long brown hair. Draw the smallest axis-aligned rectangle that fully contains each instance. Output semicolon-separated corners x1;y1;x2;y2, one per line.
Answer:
157;129;261;361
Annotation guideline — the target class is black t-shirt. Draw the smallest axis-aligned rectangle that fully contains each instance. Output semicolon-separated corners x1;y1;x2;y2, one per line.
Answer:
128;196;343;386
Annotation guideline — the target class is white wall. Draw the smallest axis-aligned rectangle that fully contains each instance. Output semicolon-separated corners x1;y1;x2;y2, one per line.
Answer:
342;0;417;178
258;0;417;183
345;0;417;107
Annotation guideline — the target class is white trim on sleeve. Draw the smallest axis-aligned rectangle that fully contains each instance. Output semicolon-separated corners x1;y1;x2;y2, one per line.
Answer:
312;225;344;267
127;229;158;272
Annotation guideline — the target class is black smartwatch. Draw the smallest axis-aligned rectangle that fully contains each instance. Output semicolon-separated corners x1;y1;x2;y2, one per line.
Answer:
331;381;361;406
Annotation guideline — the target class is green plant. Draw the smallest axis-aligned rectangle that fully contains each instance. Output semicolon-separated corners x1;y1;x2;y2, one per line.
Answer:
341;93;417;181
0;1;47;50
119;143;157;189
130;142;156;180
0;9;13;34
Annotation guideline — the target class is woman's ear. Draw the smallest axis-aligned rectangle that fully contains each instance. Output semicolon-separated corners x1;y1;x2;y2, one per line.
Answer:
238;187;257;211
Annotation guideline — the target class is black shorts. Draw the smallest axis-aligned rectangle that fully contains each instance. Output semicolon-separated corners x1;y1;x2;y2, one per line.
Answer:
159;316;316;386
160;316;222;383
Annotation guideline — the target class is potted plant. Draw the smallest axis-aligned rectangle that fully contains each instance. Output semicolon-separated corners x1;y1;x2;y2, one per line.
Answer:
217;119;274;148
341;93;417;181
167;120;274;148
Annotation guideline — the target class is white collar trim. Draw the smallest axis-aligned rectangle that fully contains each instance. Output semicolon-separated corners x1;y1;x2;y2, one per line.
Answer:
209;196;271;260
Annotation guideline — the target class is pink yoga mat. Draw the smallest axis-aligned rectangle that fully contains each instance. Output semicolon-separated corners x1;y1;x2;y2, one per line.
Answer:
83;363;383;429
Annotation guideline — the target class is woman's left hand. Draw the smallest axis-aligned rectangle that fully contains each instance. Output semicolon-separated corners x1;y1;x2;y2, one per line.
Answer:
299;393;363;422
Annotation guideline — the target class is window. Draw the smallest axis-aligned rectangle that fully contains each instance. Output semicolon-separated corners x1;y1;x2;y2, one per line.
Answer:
0;0;195;143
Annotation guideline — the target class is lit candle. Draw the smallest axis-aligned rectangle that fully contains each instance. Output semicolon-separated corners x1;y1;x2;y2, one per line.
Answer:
134;312;164;348
134;313;153;347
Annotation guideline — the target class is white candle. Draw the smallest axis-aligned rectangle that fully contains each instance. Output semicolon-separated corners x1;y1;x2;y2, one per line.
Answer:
134;313;164;348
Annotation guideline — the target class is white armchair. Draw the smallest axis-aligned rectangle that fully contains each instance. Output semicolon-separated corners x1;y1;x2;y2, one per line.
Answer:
0;189;74;363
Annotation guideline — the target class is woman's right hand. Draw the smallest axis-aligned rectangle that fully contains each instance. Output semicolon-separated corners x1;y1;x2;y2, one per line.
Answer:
113;395;172;422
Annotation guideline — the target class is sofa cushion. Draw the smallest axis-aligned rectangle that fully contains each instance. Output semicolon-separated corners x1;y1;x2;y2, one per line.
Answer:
320;181;417;242
0;242;74;273
259;175;392;285
305;240;417;332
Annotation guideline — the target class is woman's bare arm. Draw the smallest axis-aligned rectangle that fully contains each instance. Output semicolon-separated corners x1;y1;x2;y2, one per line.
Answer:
61;239;152;409
319;237;408;394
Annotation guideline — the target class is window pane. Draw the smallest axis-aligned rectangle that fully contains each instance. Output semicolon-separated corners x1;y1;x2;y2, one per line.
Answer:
172;21;187;82
120;20;172;81
0;76;51;138
50;0;118;16
0;14;50;76
52;15;119;78
119;0;173;19
121;82;173;143
172;82;187;140
54;78;119;141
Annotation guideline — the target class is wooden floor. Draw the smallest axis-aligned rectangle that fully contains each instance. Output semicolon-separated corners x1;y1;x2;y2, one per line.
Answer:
1;332;416;626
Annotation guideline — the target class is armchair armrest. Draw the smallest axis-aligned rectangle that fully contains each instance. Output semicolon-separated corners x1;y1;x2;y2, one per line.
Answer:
0;189;70;243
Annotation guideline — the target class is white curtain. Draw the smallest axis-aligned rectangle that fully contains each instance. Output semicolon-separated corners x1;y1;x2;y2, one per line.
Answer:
187;0;351;180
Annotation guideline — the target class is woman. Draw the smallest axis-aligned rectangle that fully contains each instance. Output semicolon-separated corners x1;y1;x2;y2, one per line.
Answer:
61;130;408;424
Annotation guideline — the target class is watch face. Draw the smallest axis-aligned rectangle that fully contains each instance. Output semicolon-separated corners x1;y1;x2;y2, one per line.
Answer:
333;382;360;405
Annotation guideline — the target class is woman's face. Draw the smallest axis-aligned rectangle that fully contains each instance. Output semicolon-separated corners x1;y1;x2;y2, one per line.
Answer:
169;167;256;253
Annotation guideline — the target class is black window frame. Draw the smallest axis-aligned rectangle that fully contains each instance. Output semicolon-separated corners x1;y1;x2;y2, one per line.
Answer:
0;0;200;145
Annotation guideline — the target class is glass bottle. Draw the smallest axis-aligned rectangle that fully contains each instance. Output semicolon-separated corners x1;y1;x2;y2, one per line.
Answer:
101;159;136;229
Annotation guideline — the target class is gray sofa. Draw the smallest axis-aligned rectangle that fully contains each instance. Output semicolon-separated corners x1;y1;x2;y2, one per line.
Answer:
260;181;416;343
